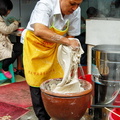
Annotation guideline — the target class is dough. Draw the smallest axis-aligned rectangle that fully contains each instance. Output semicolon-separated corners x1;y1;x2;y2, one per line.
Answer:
52;38;85;93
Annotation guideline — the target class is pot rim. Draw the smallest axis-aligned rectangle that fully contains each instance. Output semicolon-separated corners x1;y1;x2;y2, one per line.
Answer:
40;78;92;97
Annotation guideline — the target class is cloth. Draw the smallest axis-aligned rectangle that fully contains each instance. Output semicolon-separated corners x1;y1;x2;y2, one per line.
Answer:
23;22;68;87
23;30;63;87
0;16;19;60
26;0;81;36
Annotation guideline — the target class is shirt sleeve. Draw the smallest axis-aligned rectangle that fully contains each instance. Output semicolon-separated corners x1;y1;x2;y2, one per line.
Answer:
28;1;52;29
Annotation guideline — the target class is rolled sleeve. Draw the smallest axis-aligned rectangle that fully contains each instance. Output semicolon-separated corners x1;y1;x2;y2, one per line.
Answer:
28;2;52;29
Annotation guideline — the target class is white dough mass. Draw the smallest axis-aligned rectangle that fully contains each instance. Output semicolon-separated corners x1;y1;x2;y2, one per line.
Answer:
52;38;85;93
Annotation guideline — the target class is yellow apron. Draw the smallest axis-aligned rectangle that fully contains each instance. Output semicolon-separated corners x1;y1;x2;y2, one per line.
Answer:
23;21;69;87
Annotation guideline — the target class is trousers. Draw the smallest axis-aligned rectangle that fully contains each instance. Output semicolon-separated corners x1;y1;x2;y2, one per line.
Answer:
2;42;23;71
29;86;50;120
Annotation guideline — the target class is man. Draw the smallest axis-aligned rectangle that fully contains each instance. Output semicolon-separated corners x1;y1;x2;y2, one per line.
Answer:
22;0;83;119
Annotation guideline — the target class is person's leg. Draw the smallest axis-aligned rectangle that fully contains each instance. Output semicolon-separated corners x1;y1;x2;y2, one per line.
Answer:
2;42;23;78
30;86;50;120
2;42;23;71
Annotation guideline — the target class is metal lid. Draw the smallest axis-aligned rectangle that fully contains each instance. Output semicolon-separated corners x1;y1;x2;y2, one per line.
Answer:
92;45;120;54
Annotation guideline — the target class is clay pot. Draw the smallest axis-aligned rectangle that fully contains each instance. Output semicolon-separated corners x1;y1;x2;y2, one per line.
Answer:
40;78;92;120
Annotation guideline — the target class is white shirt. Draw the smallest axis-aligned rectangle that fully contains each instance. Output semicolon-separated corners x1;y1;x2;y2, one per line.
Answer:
21;0;81;43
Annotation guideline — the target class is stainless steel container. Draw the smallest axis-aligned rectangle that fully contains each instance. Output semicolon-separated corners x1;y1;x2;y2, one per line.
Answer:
92;45;120;105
